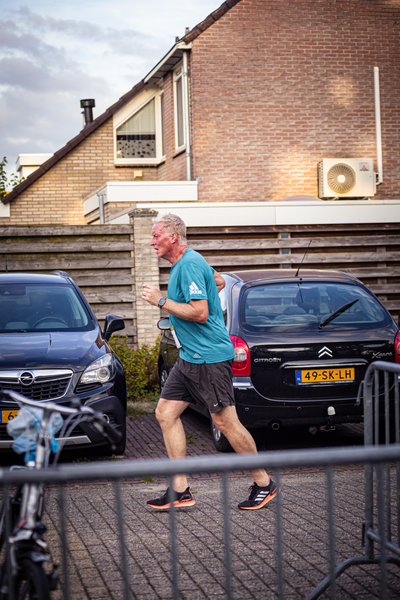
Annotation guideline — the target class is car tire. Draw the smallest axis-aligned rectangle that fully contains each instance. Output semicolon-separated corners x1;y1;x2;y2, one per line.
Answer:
92;422;126;457
159;362;169;392
113;423;126;455
210;419;233;452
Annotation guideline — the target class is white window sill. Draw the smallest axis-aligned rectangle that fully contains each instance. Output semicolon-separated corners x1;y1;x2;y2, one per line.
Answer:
114;157;166;167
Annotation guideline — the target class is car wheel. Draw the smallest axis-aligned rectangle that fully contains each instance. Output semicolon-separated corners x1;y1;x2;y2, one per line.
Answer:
113;424;126;455
93;423;126;457
159;362;169;392
210;419;233;452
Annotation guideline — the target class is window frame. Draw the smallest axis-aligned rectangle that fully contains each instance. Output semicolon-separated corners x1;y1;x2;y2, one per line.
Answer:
173;63;186;153
113;86;165;166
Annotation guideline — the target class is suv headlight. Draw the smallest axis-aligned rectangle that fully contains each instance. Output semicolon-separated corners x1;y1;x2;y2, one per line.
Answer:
80;354;115;385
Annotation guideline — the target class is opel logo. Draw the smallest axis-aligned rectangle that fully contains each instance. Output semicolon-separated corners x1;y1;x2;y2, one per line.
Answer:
318;346;333;358
19;371;35;386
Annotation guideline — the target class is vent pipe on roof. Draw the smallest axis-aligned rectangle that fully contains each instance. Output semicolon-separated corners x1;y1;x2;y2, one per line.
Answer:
80;99;95;128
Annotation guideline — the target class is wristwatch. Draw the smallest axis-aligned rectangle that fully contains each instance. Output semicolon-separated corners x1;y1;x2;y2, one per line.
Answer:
158;297;167;309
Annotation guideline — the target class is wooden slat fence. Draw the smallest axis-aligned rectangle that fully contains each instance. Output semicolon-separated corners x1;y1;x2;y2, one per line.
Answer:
1;221;399;350
0;226;136;344
159;222;400;318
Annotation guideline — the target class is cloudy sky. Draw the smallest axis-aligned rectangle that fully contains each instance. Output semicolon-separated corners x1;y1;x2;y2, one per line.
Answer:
0;0;218;178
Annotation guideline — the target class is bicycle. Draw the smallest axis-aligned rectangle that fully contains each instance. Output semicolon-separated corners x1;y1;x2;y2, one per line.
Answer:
0;389;122;599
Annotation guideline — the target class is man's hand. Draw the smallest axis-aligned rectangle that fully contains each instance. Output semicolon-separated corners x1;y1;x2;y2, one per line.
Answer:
142;284;162;307
213;270;226;293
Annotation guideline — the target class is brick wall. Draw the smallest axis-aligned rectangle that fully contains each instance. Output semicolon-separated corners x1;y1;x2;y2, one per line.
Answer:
130;209;161;346
190;0;400;202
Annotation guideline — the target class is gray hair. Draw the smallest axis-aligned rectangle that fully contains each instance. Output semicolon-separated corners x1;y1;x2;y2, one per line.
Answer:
153;213;187;244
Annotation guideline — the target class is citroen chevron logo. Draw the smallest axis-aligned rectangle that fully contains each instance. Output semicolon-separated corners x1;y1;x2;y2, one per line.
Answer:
318;346;333;358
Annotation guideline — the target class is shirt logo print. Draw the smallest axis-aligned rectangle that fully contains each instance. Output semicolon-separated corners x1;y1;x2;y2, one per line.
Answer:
189;281;202;295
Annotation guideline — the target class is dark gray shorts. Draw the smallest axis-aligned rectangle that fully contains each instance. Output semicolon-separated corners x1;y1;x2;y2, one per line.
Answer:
161;357;235;413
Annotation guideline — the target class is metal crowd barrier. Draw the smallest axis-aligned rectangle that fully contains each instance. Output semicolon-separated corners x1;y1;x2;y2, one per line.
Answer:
1;361;400;599
306;360;400;599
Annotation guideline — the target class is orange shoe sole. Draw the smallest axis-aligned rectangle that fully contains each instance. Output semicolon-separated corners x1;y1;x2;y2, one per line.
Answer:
147;498;196;510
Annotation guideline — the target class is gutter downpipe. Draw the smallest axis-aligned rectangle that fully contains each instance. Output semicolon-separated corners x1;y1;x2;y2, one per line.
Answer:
374;66;383;185
182;50;191;181
97;192;105;224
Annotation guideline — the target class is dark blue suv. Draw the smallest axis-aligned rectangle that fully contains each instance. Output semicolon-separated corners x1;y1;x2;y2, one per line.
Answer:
0;271;126;455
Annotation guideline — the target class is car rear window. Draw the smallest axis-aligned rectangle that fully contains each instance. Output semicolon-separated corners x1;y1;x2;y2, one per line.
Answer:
241;282;391;332
0;283;94;332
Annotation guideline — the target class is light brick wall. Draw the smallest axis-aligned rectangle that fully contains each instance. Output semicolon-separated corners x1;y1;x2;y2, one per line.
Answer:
189;0;400;201
130;208;161;346
0;119;160;226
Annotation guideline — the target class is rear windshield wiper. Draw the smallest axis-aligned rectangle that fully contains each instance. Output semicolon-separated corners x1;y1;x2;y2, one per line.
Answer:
318;299;358;330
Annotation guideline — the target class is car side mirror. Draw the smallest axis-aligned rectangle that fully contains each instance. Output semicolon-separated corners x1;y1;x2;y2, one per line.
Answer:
157;317;171;331
103;315;125;341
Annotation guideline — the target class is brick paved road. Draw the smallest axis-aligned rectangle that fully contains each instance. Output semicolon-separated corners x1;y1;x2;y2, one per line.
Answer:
121;407;365;483
43;470;400;600
4;408;399;599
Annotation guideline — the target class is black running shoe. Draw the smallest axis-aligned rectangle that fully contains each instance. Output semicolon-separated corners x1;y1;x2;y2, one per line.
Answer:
147;487;195;510
238;479;279;510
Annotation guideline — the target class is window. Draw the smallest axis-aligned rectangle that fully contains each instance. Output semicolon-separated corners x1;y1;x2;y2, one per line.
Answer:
116;99;156;159
113;87;164;165
0;284;93;332
161;93;165;156
174;66;185;150
241;282;390;332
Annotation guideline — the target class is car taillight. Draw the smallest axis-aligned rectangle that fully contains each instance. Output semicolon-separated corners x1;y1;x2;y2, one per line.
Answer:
395;330;400;364
230;335;251;376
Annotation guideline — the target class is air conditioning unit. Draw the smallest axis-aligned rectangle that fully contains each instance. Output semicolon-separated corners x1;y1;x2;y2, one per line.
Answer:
318;158;376;198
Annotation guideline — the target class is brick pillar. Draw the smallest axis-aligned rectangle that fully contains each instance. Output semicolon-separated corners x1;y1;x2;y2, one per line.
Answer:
129;208;160;347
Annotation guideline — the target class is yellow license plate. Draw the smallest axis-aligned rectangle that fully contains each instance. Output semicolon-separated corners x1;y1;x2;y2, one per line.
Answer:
296;368;355;384
1;410;19;424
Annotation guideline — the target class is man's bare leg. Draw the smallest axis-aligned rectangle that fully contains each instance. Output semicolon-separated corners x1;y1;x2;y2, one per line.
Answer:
211;405;270;487
155;397;190;492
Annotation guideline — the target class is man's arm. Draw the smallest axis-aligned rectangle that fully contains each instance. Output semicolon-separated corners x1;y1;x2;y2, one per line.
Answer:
142;284;209;323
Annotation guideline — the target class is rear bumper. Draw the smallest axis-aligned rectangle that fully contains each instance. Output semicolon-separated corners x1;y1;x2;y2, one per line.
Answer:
233;379;364;429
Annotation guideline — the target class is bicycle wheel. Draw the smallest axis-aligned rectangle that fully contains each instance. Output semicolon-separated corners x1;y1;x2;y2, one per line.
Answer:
15;558;50;600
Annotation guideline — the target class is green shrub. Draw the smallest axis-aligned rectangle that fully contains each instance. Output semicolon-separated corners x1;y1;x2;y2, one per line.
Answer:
109;335;160;401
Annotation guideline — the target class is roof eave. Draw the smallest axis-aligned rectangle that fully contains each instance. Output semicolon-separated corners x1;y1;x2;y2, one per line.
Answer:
144;42;192;85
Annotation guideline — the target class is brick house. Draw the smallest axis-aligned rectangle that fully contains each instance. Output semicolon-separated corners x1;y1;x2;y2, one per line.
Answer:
1;0;399;227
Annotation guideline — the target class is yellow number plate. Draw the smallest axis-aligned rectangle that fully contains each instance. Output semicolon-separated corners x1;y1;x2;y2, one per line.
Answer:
1;410;19;423
296;368;355;384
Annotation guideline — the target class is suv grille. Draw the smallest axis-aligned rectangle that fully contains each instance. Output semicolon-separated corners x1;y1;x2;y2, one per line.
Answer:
2;378;70;401
0;370;73;401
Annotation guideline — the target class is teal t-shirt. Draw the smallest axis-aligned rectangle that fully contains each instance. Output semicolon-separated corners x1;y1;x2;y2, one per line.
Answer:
168;248;234;364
